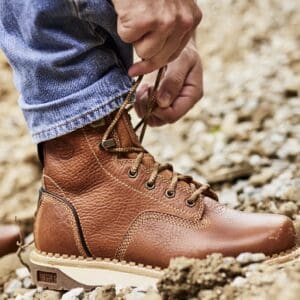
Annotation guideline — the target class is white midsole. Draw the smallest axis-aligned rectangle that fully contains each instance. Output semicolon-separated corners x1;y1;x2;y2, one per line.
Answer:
30;250;163;287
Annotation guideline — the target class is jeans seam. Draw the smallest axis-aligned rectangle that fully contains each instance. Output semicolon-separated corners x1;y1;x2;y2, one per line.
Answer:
32;91;128;136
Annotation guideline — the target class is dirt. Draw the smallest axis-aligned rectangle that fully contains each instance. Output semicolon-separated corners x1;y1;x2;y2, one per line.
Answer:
0;0;299;299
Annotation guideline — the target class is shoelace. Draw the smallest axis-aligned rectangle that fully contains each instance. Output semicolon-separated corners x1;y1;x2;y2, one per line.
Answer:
101;68;218;207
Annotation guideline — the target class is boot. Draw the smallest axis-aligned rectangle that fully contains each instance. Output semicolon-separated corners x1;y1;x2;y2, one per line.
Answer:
0;225;20;257
30;73;297;291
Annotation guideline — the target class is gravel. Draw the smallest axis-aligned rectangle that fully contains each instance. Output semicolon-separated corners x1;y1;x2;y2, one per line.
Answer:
0;0;299;299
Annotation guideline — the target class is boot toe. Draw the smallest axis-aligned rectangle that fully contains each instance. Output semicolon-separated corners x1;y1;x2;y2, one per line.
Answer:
265;215;296;255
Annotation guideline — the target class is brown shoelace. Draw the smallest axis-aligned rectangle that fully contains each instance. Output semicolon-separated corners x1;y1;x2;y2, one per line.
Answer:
101;68;218;207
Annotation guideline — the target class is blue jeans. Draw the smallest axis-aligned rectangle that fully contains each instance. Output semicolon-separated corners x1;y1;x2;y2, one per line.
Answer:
0;0;132;143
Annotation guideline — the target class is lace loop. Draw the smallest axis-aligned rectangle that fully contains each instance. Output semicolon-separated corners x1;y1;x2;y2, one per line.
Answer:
101;68;218;208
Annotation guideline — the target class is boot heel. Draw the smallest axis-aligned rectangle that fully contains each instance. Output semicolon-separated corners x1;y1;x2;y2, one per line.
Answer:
30;259;93;291
30;249;161;291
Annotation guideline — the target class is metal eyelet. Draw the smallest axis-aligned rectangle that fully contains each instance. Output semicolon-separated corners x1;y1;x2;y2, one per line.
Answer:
165;189;175;198
185;198;196;208
145;182;155;190
128;169;138;178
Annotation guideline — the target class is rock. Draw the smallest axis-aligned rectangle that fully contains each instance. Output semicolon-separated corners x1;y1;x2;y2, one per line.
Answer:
279;201;298;218
22;277;34;289
143;291;162;300
277;138;300;159
125;289;146;300
62;288;85;300
219;189;239;208
231;276;247;288
204;163;254;184
236;253;266;265
16;268;30;280
249;168;274;186
293;216;300;245
263;178;300;203
40;290;62;300
157;254;243;299
14;289;37;300
0;253;22;285
89;285;116;300
4;279;22;295
15;295;33;300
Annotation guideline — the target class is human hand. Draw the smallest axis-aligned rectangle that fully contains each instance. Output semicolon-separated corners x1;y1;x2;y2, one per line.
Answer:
112;0;202;76
134;40;203;126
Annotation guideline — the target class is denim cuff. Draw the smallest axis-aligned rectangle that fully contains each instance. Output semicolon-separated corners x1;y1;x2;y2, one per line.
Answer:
23;68;132;143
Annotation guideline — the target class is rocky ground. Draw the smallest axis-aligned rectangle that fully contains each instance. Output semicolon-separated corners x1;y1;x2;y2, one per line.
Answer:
0;0;299;299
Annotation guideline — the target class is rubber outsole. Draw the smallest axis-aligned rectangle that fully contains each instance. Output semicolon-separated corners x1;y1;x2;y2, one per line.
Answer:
30;250;163;291
30;246;300;291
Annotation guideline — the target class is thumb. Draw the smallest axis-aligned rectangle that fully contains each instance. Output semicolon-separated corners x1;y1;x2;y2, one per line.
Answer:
157;68;186;108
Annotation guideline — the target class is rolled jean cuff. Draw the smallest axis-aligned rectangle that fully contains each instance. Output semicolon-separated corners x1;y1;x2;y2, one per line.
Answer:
22;68;132;143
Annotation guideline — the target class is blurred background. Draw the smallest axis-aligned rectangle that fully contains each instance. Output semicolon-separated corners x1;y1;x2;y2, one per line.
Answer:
1;0;299;231
0;0;299;298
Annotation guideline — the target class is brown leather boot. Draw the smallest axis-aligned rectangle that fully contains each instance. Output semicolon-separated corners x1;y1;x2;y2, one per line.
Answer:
0;225;20;257
30;76;297;291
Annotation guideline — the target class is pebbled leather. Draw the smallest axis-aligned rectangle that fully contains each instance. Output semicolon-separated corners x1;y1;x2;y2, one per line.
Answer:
34;110;296;267
34;192;87;256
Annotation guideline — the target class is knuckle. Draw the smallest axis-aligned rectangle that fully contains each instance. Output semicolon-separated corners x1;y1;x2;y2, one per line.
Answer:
135;47;151;60
168;115;178;124
163;112;177;124
180;15;194;31
168;74;183;88
160;16;176;30
194;8;203;25
141;17;158;30
117;27;132;43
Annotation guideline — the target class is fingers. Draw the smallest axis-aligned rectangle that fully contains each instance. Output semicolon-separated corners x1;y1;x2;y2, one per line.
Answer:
115;0;202;77
156;64;187;108
132;17;174;60
129;30;188;76
129;17;197;77
135;55;203;126
152;61;203;124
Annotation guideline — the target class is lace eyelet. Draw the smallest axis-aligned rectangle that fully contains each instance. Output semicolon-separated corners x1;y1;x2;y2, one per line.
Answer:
145;182;155;190
185;198;196;208
128;169;138;178
165;189;175;198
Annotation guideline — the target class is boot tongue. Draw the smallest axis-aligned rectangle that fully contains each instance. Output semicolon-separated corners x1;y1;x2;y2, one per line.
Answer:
110;110;211;197
113;110;178;177
114;110;141;149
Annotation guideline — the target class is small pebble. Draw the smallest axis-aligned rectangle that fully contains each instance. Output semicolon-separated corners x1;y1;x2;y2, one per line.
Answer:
62;288;84;300
4;279;22;295
236;253;266;265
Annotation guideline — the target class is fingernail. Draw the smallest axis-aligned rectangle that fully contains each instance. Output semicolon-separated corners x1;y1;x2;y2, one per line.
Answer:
158;92;172;108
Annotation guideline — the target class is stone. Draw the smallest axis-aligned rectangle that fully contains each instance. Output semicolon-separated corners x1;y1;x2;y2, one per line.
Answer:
61;288;85;300
0;253;22;285
277;138;300;159
249;168;274;186
125;289;146;300
40;290;62;300
219;189;239;208
88;285;116;300
4;279;22;295
16;268;30;280
231;276;247;288
236;253;266;265
22;277;34;289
